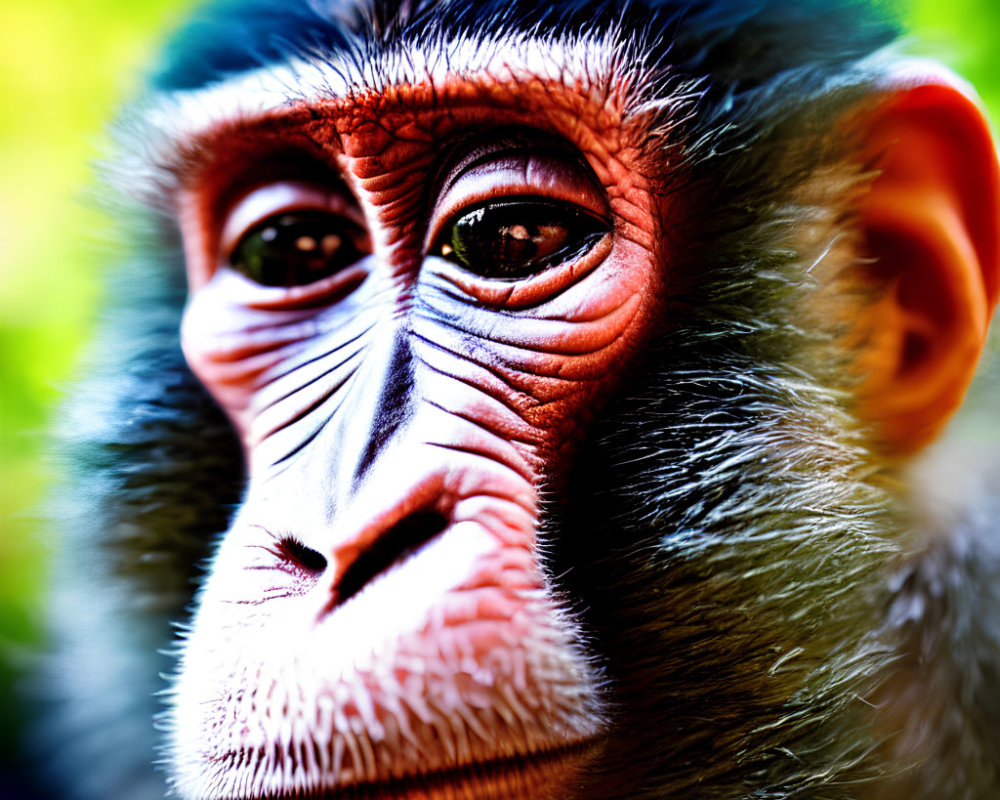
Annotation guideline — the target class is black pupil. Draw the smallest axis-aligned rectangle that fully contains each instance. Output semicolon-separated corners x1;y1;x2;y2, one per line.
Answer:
439;199;607;279
230;211;367;287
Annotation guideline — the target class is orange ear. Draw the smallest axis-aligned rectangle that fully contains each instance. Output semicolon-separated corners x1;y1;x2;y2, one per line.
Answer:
852;76;1000;455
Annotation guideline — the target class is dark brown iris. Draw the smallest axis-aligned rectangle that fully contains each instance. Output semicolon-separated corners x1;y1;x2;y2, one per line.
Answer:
230;210;369;286
436;198;607;280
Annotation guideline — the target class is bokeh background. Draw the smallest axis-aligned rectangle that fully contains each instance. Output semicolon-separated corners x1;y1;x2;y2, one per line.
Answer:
0;0;997;794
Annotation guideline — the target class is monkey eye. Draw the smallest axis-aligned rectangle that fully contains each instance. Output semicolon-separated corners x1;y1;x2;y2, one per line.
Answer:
433;198;608;280
229;210;370;287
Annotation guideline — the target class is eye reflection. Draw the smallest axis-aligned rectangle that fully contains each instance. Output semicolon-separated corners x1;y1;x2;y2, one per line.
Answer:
434;198;608;280
229;210;370;287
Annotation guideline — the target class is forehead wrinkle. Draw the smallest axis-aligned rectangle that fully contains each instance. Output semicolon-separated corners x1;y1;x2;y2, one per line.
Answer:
109;27;680;212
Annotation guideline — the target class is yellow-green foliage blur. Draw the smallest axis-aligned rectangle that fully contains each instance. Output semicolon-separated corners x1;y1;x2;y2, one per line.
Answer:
0;0;196;770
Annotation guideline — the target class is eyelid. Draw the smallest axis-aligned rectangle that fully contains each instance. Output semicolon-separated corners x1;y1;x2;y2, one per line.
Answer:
425;152;608;252
220;181;366;262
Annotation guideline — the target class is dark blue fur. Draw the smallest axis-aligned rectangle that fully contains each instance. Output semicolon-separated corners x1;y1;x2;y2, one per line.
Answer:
154;0;895;98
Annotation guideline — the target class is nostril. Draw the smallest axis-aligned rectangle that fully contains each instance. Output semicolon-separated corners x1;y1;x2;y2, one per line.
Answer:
279;536;328;575
333;510;449;608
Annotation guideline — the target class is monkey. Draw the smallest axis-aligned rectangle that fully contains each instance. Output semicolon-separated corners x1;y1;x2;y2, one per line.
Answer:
36;0;1000;798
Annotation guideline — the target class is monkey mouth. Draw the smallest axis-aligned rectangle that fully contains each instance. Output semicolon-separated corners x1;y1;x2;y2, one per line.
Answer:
247;739;601;799
171;515;607;799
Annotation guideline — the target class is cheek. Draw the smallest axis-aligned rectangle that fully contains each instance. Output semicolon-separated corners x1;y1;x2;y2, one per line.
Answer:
535;238;663;449
416;236;663;452
180;264;382;449
180;280;259;441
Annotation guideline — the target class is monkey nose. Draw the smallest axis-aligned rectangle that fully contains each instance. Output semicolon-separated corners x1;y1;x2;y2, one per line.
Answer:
324;508;450;613
305;447;538;626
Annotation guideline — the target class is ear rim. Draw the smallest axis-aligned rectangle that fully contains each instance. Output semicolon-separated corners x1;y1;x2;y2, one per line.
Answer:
849;67;1000;456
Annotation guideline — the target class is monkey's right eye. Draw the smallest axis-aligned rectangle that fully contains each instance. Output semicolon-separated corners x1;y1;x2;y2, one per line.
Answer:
434;199;607;280
229;211;370;287
426;137;610;284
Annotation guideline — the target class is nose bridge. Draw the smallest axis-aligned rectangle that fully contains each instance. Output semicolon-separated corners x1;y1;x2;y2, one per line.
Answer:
331;320;415;495
314;316;468;543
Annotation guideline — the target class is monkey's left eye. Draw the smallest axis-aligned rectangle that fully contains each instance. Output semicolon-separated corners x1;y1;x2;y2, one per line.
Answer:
433;199;608;280
229;211;370;287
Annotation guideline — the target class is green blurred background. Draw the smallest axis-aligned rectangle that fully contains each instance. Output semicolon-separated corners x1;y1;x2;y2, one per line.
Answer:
0;0;997;789
0;0;199;786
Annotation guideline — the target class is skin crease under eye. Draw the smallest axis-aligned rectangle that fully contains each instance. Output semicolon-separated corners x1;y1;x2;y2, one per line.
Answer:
425;152;609;253
220;180;369;270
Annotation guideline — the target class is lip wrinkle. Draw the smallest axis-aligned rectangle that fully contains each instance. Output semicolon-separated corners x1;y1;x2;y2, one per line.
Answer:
249;737;602;799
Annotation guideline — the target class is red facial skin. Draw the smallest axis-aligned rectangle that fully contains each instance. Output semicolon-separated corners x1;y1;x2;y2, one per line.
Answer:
170;72;667;799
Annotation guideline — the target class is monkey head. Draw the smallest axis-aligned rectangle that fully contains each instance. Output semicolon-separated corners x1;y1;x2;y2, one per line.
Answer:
48;2;1000;799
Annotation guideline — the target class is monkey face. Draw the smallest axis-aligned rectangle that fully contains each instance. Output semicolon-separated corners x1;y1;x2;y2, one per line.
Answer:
166;40;667;798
